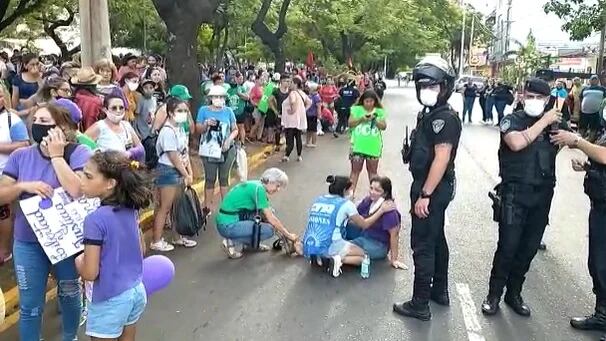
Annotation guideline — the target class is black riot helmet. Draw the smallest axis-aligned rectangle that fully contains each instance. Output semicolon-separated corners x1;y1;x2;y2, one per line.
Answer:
413;56;456;107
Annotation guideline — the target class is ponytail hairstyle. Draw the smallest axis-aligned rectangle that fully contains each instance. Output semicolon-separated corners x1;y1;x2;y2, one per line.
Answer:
90;151;153;209
369;175;394;200
326;175;353;197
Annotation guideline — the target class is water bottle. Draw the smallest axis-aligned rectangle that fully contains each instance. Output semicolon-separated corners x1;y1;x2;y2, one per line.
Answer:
361;254;370;279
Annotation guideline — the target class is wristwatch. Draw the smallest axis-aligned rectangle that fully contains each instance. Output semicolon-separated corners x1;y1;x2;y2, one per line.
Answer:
421;190;432;199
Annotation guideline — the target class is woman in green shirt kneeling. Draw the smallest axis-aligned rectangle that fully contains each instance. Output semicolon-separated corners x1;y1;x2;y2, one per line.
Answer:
216;167;298;259
348;90;387;196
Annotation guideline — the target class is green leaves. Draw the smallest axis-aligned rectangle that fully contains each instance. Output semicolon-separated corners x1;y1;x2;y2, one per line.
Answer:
544;0;606;41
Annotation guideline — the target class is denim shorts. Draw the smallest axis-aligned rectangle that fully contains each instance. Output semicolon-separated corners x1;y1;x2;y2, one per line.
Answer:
86;282;147;338
350;236;388;260
155;163;182;187
328;239;356;258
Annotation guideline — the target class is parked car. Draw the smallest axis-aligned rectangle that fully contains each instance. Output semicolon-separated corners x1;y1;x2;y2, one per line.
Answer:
455;75;485;93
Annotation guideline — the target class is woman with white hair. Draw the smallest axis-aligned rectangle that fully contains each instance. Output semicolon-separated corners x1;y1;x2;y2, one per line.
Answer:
215;167;298;259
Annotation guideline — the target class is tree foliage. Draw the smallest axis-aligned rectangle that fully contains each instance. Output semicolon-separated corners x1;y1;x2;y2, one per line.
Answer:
544;0;605;41
501;32;550;87
0;0;47;33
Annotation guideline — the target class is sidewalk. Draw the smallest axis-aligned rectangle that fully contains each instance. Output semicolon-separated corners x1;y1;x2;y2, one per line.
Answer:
0;143;274;333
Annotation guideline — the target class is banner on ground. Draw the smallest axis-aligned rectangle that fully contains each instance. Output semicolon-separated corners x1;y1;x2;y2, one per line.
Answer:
20;188;100;264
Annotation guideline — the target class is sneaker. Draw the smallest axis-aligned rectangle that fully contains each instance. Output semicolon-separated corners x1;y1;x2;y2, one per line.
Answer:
174;236;198;248
222;239;243;259
297;156;303;162
328;255;343;278
307;144;316;148
150;239;175;252
318;131;325;136
282;156;289;162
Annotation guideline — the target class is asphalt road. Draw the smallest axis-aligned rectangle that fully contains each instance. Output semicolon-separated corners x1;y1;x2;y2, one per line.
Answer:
4;83;604;341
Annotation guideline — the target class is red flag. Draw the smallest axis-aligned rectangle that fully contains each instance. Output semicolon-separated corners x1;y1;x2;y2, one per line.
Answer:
306;50;315;68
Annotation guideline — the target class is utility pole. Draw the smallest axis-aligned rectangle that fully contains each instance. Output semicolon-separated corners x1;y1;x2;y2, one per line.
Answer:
469;13;475;73
459;1;466;76
79;0;112;67
598;10;606;76
505;0;512;52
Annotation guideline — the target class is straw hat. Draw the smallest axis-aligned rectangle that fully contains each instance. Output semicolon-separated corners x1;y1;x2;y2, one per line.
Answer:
70;66;102;85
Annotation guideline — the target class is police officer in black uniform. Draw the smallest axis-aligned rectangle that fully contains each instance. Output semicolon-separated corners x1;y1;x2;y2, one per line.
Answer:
393;56;461;321
551;120;606;337
482;78;564;316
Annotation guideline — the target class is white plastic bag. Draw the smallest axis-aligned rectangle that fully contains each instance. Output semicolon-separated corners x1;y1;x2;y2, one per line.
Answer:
236;147;248;181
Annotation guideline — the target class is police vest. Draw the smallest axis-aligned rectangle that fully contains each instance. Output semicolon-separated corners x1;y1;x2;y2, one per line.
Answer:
302;195;347;258
409;105;460;184
498;111;558;187
584;133;606;202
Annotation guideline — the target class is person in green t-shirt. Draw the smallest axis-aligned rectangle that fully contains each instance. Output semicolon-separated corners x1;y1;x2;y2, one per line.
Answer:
215;168;298;259
227;72;249;145
348;89;387;196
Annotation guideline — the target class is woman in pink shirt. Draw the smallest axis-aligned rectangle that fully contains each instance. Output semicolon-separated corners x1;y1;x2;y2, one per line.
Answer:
281;77;311;162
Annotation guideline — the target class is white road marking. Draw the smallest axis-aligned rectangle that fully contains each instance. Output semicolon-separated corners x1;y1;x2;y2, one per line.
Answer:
455;282;486;341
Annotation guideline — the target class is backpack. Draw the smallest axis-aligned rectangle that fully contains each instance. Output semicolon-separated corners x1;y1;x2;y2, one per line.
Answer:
302;195;347;258
142;134;160;169
172;186;206;237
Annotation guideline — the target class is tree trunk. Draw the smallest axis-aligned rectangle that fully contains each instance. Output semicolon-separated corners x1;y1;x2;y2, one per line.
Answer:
165;20;201;109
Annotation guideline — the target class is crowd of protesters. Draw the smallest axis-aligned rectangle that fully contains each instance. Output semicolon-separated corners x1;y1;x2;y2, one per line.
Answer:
0;46;397;340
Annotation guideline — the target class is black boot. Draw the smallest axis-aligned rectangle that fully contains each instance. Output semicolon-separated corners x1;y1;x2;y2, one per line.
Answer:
393;298;431;321
504;293;531;317
481;295;501;316
570;303;606;331
430;288;450;306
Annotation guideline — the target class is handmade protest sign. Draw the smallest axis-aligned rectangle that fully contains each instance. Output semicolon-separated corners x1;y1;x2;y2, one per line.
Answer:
20;188;100;264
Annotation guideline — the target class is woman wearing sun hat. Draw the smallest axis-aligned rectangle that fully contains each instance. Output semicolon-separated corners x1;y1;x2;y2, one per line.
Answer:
72;66;103;131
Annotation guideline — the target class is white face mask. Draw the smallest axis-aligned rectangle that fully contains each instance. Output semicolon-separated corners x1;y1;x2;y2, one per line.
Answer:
419;88;439;107
174;111;188;123
525;99;546;117
212;98;225;108
107;112;125;123
127;81;139;91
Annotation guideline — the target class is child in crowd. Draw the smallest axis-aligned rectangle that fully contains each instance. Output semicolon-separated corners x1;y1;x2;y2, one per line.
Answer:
76;151;153;341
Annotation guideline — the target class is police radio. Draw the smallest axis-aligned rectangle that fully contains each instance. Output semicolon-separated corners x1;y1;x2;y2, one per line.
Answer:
401;126;411;164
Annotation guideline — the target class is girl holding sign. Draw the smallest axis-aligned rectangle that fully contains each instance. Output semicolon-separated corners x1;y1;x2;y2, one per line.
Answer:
76;150;153;341
0;103;92;341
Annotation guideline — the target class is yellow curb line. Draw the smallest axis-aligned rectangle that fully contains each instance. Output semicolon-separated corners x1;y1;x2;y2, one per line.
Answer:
0;145;274;333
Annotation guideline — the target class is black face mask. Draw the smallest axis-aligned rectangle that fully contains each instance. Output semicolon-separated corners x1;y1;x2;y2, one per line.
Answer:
31;123;56;144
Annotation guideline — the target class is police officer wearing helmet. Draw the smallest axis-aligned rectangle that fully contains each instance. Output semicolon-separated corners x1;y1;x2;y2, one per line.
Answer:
551;108;606;336
482;78;564;317
393;56;461;321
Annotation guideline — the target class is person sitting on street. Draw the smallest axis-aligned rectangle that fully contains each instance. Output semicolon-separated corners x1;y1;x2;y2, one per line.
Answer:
343;176;407;270
297;175;396;277
215;167;298;259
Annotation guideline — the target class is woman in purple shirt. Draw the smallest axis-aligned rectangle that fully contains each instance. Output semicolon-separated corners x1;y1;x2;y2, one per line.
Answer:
0;103;92;341
76;151;152;340
345;176;407;269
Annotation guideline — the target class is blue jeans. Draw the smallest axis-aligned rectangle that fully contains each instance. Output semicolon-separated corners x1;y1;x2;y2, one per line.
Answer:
343;224;388;260
495;100;507;124
13;240;81;341
462;96;475;122
217;221;274;245
484;96;494;122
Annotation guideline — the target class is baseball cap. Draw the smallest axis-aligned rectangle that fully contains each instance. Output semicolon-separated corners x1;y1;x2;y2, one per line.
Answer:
591;75;599;81
524;78;551;96
168;84;192;100
54;98;82;124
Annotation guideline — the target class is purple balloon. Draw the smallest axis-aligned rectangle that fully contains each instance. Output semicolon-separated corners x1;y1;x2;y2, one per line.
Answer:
142;255;175;297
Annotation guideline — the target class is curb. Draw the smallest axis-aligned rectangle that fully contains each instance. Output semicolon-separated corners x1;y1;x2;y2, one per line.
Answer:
0;145;274;333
